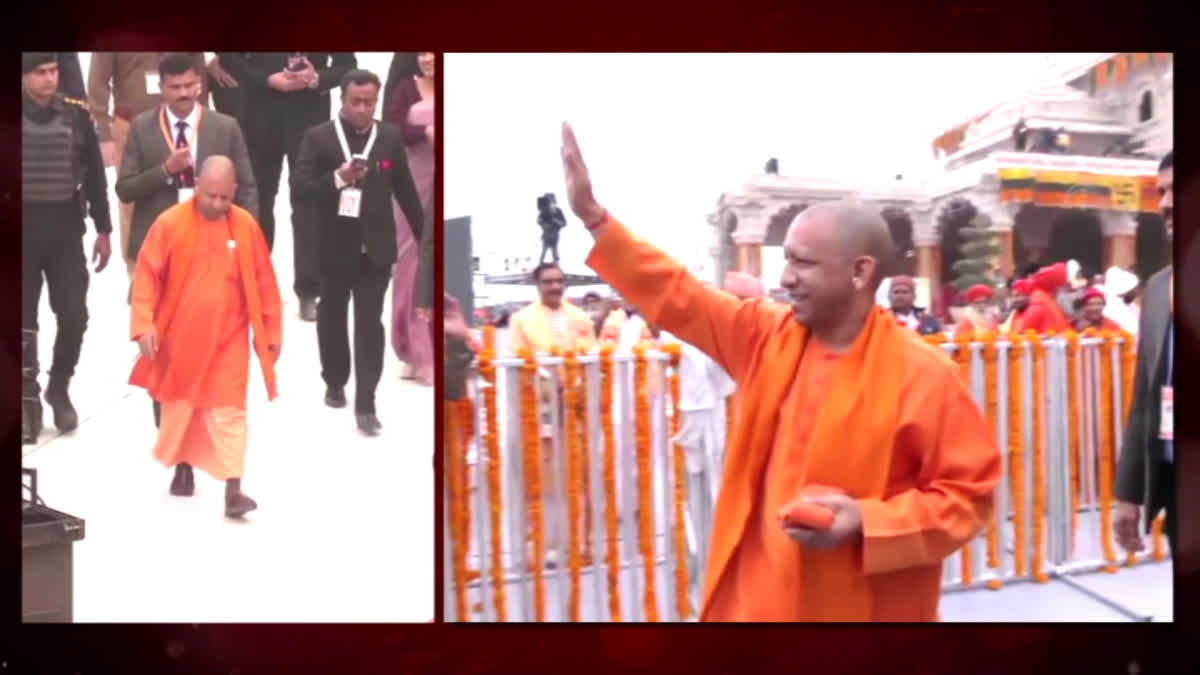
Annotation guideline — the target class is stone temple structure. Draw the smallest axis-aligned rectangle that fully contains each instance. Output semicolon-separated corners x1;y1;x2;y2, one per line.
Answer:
711;53;1173;298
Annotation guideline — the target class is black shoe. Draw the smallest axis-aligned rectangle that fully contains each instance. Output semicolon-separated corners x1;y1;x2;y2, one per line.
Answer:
325;386;347;408
169;465;195;497
224;492;258;519
44;375;78;432
22;397;42;445
299;298;318;322
356;413;382;436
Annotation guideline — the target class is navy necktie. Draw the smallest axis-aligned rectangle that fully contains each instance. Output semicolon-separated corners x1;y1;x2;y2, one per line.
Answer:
175;121;194;188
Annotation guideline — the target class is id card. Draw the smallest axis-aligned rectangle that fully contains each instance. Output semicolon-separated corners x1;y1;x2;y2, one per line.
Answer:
146;71;160;95
1159;386;1173;441
178;187;194;203
338;187;363;218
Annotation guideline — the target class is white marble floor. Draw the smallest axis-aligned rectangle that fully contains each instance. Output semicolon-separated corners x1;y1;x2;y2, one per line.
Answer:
23;139;434;622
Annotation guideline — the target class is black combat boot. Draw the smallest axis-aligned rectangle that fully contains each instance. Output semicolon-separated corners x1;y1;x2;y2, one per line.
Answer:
22;329;42;445
44;373;79;432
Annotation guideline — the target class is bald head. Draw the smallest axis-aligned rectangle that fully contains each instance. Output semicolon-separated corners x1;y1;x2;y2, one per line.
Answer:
198;155;237;183
788;201;895;290
194;155;238;220
779;200;893;333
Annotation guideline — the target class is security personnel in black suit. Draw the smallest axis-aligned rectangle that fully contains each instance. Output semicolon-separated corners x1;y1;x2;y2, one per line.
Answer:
217;51;357;321
21;52;114;444
291;69;423;435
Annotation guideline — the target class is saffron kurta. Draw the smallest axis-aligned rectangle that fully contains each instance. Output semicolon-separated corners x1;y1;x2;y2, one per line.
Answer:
587;215;1002;622
130;200;282;478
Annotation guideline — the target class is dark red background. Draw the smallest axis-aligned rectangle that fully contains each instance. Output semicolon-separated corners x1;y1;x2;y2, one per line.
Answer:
2;3;1193;673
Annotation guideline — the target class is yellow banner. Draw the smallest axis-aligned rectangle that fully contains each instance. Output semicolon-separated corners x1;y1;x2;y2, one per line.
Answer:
1107;176;1140;211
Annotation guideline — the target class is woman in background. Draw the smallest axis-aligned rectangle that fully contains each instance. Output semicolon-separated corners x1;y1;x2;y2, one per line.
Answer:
388;52;436;385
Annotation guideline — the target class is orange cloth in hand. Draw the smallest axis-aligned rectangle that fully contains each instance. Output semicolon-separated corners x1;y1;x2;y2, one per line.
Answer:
778;485;846;530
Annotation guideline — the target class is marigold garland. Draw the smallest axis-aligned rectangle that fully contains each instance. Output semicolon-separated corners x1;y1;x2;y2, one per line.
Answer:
445;399;469;621
1151;514;1167;561
517;348;547;619
662;343;692;619
1029;335;1049;583
1008;333;1027;578
599;345;623;621
482;324;496;353
981;333;1002;588
477;348;507;620
953;335;974;587
1097;331;1119;572
1065;331;1081;556
633;344;660;621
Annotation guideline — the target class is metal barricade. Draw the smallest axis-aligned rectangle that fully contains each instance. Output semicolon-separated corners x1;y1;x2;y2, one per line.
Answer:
447;335;1167;621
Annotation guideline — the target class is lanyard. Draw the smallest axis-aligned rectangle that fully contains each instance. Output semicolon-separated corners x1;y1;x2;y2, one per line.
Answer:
334;116;378;165
1166;322;1173;386
160;105;202;151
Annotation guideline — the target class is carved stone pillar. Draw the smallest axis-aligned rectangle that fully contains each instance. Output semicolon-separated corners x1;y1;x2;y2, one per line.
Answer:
912;205;940;299
1100;210;1138;271
729;202;768;278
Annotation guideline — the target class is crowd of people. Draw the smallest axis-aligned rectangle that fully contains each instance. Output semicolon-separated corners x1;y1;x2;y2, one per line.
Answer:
22;51;434;518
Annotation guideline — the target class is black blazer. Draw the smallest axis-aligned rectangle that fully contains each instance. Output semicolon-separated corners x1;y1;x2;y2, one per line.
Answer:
290;118;424;273
1114;267;1173;531
217;52;356;134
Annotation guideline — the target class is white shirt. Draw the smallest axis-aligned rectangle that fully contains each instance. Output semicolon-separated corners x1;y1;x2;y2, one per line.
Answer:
164;104;200;168
659;330;736;411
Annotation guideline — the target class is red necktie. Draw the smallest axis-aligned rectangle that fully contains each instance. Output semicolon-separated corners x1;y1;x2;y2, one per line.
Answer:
175;121;194;188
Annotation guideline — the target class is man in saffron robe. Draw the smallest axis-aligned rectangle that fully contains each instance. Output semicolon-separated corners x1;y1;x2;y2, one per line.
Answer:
1000;278;1032;333
130;156;282;519
1020;263;1072;334
953;284;998;338
560;122;1001;621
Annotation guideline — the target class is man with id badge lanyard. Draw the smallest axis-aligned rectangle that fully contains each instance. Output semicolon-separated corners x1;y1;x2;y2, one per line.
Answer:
1115;150;1177;556
291;69;424;436
89;52;209;277
116;53;259;429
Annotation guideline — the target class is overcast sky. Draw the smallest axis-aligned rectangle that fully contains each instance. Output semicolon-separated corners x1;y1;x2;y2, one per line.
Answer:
446;53;1107;280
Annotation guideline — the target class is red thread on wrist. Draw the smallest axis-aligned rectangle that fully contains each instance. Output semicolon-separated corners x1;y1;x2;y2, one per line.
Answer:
585;209;608;231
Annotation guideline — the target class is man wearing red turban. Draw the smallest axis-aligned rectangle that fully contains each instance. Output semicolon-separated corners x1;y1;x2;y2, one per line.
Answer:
1001;278;1033;333
1019;263;1072;334
1073;286;1121;332
953;283;998;338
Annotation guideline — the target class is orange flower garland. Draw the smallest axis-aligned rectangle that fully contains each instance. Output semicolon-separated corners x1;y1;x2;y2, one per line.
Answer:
1008;333;1027;577
459;397;475;581
477;347;507;620
662;343;691;619
952;335;973;587
1096;331;1119;572
517;348;547;619
1151;514;1167;561
633;344;660;621
1029;334;1048;583
445;399;469;621
576;384;593;564
981;333;1002;589
599;345;623;621
1065;331;1080;556
563;350;583;622
482;324;496;352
